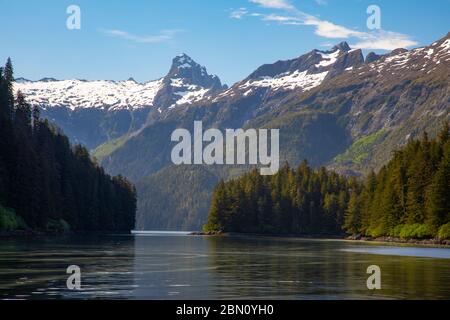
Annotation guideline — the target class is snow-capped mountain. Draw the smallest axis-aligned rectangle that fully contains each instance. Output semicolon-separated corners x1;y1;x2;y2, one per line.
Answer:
153;53;227;112
14;78;164;111
241;41;362;90
210;41;364;103
13;54;226;149
350;35;450;81
13;53;224;112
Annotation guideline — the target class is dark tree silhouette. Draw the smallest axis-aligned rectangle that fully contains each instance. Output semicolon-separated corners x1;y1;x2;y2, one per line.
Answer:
0;59;136;232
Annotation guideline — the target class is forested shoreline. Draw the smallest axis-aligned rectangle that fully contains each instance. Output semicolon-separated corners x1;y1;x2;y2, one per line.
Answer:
0;58;136;233
204;124;450;240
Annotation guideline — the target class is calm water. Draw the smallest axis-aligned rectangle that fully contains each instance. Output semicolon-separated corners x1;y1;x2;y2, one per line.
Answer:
0;233;449;300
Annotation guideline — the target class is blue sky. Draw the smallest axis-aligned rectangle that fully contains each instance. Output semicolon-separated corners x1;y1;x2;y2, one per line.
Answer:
0;0;449;85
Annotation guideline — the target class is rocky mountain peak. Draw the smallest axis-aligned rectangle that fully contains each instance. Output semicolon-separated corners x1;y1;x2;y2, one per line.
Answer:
170;53;198;71
150;54;226;112
365;52;382;63
165;53;224;91
331;41;351;52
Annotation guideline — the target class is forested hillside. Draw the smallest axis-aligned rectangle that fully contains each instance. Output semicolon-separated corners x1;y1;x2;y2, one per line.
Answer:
0;59;136;232
205;124;450;240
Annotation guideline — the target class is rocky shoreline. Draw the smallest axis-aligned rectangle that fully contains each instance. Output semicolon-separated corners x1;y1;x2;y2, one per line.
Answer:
190;231;223;236
190;231;450;247
4;230;449;247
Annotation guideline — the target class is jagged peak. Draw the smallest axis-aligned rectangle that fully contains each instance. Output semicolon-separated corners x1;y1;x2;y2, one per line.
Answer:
171;53;199;70
161;54;225;94
331;41;351;52
365;52;383;63
168;53;222;81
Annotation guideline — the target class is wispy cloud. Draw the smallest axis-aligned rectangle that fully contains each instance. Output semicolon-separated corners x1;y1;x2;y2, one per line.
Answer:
249;0;294;10
235;1;418;50
101;29;181;44
302;16;366;39
351;31;418;50
230;8;249;19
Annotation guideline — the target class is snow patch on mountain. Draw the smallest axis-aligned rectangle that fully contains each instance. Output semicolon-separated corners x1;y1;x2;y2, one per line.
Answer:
14;78;164;111
316;50;341;68
440;39;450;52
240;70;329;92
354;37;449;77
173;86;210;106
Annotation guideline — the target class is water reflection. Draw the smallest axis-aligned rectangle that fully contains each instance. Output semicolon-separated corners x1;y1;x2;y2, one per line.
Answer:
133;234;214;299
0;235;136;299
0;234;449;299
204;236;450;299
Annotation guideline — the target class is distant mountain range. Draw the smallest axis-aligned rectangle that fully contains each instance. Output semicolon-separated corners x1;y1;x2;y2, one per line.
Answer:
14;32;450;230
14;53;226;149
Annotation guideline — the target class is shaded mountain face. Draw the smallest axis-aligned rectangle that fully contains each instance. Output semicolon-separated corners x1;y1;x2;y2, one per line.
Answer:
13;54;225;149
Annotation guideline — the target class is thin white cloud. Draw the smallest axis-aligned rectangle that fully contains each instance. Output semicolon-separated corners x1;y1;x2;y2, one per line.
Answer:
303;16;366;39
102;29;181;44
262;14;298;22
262;14;364;38
249;0;294;10
239;1;418;50
352;31;419;50
230;8;248;19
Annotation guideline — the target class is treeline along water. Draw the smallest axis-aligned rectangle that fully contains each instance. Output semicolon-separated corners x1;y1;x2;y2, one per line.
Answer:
205;124;450;240
0;58;136;232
